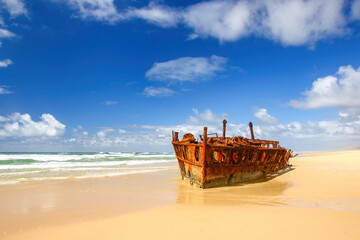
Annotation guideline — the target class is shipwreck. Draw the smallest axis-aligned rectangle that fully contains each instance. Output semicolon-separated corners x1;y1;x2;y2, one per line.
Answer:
172;120;294;188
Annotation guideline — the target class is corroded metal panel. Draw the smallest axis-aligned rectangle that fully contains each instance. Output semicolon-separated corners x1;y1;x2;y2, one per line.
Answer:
172;121;295;188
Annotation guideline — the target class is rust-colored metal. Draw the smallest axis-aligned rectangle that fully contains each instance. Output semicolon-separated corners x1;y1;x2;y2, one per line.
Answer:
174;132;179;142
249;122;255;140
202;127;207;183
222;119;227;139
172;119;295;188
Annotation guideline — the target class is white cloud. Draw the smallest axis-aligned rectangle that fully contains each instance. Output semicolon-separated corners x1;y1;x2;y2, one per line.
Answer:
262;0;345;46
2;108;360;152
289;65;360;109
0;86;13;94
0;14;17;52
97;128;126;138
0;59;13;67
136;108;360;151
251;108;360;150
253;108;278;125
56;0;182;26
351;0;360;20
145;55;227;84
103;100;117;105
183;1;253;42
60;0;122;23
126;2;181;28
0;29;16;38
143;86;175;97
183;0;346;46
0;0;27;17
185;108;228;125
55;0;350;46
0;113;66;137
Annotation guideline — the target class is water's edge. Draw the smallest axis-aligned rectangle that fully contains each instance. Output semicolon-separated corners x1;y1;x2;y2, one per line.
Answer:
0;152;177;185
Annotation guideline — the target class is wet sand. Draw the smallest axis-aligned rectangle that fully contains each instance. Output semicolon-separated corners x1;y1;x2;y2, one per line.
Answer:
2;150;360;239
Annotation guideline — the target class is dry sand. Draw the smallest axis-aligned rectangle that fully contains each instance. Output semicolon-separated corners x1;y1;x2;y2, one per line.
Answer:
2;150;360;239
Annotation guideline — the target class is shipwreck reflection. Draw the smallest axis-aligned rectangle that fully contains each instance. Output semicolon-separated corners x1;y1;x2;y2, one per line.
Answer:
176;166;295;206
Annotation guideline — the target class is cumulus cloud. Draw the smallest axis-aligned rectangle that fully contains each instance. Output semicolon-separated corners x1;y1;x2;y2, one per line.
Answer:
0;59;13;67
289;65;360;110
183;1;254;42
0;0;27;17
0;28;15;38
138;107;360;151
97;128;126;138
0;29;16;47
2;108;359;152
262;0;345;46
251;108;360;150
55;0;351;46
59;0;122;23
0;85;13;94
253;108;278;125
0;113;66;137
184;0;346;46
185;108;229;125
126;2;181;28
351;0;360;20
143;86;175;97
145;55;227;84
69;108;356;152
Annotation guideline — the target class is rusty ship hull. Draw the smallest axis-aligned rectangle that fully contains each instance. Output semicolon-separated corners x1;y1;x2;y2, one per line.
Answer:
172;121;293;188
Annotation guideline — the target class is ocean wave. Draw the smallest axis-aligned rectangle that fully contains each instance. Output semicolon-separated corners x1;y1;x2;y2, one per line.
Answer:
0;169;165;185
0;152;175;162
0;152;177;185
0;159;176;170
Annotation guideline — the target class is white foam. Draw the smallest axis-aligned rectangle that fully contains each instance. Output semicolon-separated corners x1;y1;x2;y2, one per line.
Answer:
0;152;174;162
0;169;165;185
0;152;177;185
0;158;176;170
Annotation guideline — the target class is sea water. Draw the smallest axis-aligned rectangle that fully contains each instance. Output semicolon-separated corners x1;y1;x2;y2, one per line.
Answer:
0;152;177;184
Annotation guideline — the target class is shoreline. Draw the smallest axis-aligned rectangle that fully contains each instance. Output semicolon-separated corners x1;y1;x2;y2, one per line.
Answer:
0;167;180;237
2;150;360;239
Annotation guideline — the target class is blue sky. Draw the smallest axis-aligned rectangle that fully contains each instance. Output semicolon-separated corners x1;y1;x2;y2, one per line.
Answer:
1;0;360;152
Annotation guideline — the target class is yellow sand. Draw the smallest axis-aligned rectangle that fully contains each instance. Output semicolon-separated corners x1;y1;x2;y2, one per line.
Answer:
3;150;360;239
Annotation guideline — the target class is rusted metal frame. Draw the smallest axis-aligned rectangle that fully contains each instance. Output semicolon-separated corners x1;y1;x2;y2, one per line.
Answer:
249;149;260;165
176;156;203;167
265;150;275;164
204;152;287;167
202;127;208;185
208;144;285;151
174;132;179;142
270;151;280;164
176;145;186;160
248;139;279;144
249;122;255;140
172;142;201;147
172;142;185;176
205;162;286;168
223;119;227;139
262;151;272;164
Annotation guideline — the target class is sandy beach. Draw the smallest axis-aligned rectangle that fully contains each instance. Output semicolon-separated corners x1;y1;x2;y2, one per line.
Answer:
2;150;360;239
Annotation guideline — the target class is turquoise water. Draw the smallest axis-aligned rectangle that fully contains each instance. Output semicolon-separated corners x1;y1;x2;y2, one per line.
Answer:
0;152;176;184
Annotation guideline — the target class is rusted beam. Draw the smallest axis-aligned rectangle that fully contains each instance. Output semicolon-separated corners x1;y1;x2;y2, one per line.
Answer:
222;119;227;139
202;127;207;185
174;132;179;142
249;122;255;140
176;157;203;167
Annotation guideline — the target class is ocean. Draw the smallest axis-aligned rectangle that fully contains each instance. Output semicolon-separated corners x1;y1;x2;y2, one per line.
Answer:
0;152;177;185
